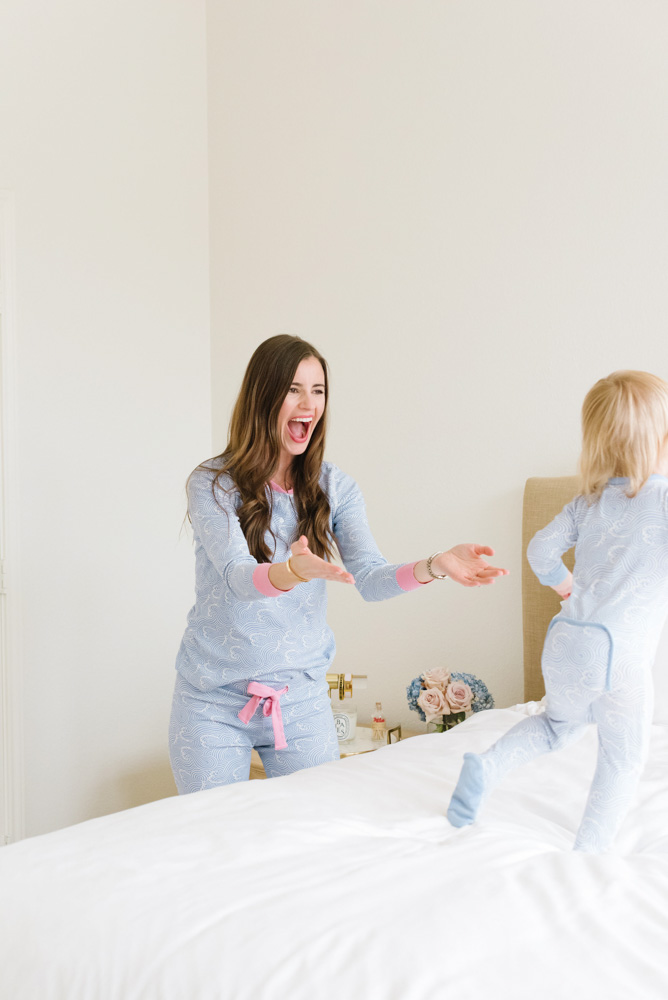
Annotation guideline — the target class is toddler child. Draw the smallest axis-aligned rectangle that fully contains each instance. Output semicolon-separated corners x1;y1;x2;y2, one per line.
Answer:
447;370;668;852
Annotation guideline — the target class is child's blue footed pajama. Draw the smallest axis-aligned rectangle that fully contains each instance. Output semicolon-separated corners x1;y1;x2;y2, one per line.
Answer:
448;617;653;851
448;476;668;852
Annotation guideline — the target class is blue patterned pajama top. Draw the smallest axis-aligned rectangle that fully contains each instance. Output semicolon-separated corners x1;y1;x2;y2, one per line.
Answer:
527;474;668;655
175;460;424;693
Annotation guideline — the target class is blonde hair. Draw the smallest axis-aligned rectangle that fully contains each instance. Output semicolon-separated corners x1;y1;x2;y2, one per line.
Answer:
580;370;668;498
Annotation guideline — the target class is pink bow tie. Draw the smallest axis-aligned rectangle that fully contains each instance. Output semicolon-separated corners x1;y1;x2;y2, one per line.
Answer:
237;682;289;751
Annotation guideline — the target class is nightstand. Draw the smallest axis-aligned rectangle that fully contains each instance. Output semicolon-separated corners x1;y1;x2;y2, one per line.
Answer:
249;724;412;779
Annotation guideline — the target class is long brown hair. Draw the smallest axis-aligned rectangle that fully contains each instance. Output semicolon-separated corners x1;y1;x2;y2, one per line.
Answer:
191;335;336;562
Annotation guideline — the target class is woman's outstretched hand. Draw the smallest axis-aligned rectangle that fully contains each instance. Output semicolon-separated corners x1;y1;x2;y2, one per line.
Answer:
268;536;355;591
421;545;509;587
289;536;355;584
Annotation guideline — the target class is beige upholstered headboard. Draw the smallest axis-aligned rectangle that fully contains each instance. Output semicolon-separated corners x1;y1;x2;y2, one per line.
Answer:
522;475;581;702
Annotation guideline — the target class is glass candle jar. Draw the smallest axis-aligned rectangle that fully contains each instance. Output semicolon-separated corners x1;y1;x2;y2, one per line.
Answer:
331;697;357;743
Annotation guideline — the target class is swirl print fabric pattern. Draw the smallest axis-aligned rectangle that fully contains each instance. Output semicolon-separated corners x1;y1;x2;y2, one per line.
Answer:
171;461;423;791
169;673;340;793
448;475;668;852
175;461;420;694
449;620;652;851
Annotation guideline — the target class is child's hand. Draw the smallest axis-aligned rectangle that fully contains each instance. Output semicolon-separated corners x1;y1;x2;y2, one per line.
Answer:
552;572;573;599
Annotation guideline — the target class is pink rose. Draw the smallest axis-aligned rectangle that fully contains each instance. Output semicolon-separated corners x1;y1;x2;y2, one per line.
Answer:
417;686;451;719
445;681;473;713
422;668;451;692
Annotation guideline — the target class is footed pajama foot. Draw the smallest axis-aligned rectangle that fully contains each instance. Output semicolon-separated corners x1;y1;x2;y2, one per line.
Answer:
447;753;487;827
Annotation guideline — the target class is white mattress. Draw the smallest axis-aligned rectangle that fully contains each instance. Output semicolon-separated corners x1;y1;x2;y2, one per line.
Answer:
1;702;668;1000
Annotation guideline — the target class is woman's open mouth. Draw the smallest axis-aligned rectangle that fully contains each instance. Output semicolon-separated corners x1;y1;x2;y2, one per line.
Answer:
287;416;313;443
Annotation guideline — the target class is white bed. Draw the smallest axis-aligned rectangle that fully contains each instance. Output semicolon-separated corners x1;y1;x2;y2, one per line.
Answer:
2;478;668;1000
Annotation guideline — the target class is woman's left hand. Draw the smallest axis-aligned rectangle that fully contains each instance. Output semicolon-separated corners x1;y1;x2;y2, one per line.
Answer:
431;545;509;587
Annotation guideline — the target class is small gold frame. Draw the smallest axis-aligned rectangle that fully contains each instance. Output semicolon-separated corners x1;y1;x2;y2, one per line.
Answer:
386;725;402;744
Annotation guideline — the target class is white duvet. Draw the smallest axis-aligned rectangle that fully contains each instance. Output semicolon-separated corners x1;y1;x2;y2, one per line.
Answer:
1;703;668;1000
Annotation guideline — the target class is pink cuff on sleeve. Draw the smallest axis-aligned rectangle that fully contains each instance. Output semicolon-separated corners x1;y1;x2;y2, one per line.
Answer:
253;563;287;598
396;562;430;592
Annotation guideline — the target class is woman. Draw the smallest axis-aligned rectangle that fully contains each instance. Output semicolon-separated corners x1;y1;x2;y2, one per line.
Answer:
169;335;507;792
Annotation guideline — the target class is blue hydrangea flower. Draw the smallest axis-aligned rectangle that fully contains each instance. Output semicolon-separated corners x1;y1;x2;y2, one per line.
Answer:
406;676;426;721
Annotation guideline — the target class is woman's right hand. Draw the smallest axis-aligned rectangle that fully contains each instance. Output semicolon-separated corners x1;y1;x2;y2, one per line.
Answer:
288;535;355;585
268;535;355;591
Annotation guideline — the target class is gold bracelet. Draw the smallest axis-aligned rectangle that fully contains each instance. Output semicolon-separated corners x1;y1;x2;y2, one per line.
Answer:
426;551;448;580
286;556;308;584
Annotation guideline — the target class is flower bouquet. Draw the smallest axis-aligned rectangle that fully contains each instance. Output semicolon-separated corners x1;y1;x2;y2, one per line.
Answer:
406;668;494;732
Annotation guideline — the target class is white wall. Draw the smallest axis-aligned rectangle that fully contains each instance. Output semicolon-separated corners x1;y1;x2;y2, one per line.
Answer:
207;1;668;732
0;1;211;837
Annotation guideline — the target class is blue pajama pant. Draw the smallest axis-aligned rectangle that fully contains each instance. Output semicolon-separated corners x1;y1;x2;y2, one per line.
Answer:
169;672;340;793
448;617;653;852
